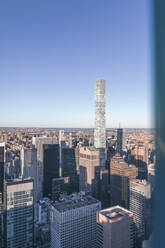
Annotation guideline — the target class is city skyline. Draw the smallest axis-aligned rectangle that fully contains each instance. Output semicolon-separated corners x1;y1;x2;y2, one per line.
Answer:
0;0;152;128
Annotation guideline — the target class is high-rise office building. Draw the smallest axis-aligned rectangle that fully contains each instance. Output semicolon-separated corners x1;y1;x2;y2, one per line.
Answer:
129;179;151;243
147;163;155;192
0;143;5;248
79;146;100;198
32;136;58;163
110;154;138;208
20;148;37;201
51;177;70;200
50;192;101;248
59;130;65;177
79;146;109;208
43;144;59;198
36;198;52;248
32;136;58;200
62;147;79;193
97;206;134;248
116;128;126;154
130;141;148;179
3;178;34;248
94;79;106;167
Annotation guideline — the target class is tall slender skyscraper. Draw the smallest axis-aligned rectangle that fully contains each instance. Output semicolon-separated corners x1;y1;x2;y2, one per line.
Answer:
94;79;106;149
94;79;106;167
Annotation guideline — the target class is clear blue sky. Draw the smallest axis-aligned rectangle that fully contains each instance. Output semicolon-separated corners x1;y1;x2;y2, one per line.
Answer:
0;0;152;128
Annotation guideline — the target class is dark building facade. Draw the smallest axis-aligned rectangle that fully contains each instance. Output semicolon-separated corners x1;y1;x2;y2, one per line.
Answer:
117;128;125;154
43;144;59;198
51;177;70;200
62;147;79;193
110;154;138;209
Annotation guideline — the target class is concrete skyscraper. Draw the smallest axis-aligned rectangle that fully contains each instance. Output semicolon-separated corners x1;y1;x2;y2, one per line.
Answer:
79;146;110;208
110;154;138;208
79;146;100;198
94;79;106;167
97;206;134;248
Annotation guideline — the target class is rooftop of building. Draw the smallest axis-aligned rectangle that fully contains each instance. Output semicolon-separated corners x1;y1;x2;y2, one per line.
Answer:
100;205;133;223
111;153;125;162
131;179;150;186
52;177;70;182
5;177;34;185
52;192;100;212
38;197;52;206
87;146;98;151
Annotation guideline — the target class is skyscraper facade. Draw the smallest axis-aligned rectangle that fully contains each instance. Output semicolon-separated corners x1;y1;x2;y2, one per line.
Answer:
50;193;101;248
94;79;106;168
59;130;65;177
79;146;100;198
129;179;151;243
97;206;134;248
3;178;34;248
110;154;138;208
43;144;59;198
20;148;37;201
79;146;110;208
117;128;126;154
61;147;79;193
51;177;70;200
32;136;58;200
94;79;106;149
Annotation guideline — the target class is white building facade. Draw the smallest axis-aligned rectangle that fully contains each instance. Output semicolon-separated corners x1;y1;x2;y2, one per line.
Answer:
4;178;34;248
50;193;101;248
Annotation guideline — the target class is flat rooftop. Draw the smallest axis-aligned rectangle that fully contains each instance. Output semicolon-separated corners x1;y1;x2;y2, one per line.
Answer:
131;179;149;186
100;205;133;223
52;193;100;212
87;146;98;151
